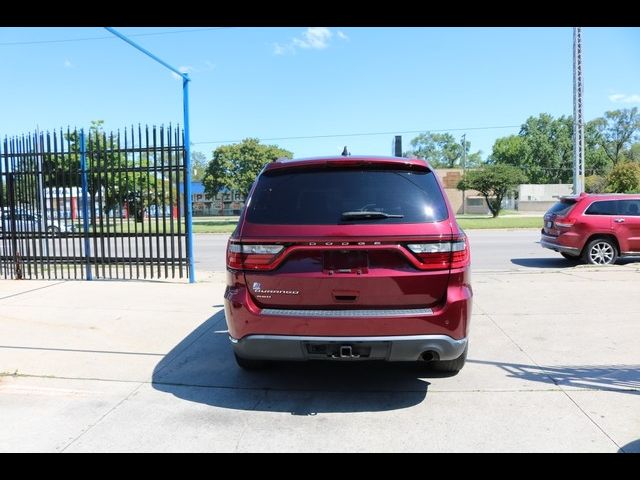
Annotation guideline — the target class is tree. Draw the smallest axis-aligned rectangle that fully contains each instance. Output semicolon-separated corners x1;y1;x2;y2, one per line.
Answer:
597;108;640;165
62;121;172;222
190;151;208;182
202;138;292;198
584;175;607;194
487;135;528;167
406;132;482;168
621;141;640;163
606;161;640;193
520;114;573;184
584;118;612;176
457;165;527;217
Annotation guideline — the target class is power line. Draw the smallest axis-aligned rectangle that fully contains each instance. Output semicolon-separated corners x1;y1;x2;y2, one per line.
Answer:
192;125;522;145
0;27;232;47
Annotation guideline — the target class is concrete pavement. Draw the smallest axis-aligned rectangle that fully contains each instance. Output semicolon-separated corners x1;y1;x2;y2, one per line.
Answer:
1;262;639;452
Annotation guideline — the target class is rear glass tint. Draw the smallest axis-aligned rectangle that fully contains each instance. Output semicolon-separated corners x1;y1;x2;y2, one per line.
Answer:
246;167;449;225
585;200;618;215
619;199;640;216
546;199;576;216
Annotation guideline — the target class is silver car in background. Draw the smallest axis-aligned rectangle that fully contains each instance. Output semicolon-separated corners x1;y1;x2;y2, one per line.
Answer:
0;209;76;237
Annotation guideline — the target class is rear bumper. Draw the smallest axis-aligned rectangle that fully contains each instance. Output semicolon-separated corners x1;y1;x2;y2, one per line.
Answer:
231;334;468;362
540;233;581;255
224;270;472;341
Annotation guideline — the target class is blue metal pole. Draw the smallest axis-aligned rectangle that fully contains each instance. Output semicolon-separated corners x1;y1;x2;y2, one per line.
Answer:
183;75;195;283
105;26;196;282
79;130;92;281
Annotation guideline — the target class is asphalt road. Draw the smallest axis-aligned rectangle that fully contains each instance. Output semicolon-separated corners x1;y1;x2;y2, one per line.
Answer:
193;229;566;273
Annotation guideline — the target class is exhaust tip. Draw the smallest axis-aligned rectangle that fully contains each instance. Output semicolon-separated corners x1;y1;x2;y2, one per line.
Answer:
421;351;437;362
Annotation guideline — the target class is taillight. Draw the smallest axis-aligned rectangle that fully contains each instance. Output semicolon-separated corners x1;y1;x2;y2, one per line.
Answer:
450;237;470;269
227;242;284;270
406;237;469;270
554;219;575;228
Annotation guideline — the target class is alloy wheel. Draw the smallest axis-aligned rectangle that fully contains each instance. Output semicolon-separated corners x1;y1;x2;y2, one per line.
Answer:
589;242;615;265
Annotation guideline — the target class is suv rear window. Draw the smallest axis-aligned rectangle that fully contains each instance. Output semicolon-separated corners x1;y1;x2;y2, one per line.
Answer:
546;199;577;216
246;167;449;225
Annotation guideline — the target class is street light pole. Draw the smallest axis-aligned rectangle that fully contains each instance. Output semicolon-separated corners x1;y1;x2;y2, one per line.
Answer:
104;27;195;283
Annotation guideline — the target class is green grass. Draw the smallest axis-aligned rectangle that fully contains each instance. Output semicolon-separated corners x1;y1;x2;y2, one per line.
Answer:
186;215;543;233
192;216;239;233
73;214;541;233
457;216;543;229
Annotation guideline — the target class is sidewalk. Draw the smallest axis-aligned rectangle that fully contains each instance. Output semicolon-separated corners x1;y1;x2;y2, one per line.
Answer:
0;267;638;452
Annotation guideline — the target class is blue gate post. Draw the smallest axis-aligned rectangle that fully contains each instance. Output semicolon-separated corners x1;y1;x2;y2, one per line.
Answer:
104;27;196;283
183;74;195;283
79;130;92;281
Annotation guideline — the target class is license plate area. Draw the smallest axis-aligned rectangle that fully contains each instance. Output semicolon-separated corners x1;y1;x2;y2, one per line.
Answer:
323;250;369;274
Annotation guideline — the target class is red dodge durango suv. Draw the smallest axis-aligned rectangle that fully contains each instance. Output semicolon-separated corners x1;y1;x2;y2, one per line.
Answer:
224;155;472;372
541;193;640;265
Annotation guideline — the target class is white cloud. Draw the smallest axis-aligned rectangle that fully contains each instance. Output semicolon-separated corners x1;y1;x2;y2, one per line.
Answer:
293;27;332;49
608;93;640;104
63;59;73;68
274;27;346;55
273;43;292;55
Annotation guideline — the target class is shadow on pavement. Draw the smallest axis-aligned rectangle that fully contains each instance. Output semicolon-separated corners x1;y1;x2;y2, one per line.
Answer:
152;311;449;414
619;439;640;453
511;257;640;269
469;359;640;394
510;258;579;269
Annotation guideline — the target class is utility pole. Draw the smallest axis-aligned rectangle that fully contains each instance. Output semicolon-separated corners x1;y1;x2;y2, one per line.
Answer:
573;27;585;194
461;134;467;214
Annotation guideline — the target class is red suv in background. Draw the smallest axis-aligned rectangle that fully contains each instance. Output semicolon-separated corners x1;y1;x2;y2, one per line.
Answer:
541;193;640;265
224;156;472;372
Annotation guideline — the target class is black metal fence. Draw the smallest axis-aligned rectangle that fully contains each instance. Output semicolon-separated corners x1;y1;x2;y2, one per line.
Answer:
0;125;190;280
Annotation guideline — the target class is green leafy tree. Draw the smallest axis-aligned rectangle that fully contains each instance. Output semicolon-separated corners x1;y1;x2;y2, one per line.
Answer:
597;108;640;165
584;175;607;194
606;161;640;193
584;118;612;176
63;121;171;223
490;115;612;181
487;135;528;167
406;132;482;168
202;138;292;197
190;151;208;182
457;165;527;217
621;141;640;163
519;114;573;184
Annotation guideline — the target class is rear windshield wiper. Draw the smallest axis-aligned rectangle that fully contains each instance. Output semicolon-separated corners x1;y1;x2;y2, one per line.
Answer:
341;211;404;220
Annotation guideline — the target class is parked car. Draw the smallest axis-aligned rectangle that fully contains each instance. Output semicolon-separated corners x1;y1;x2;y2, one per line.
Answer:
541;193;640;265
0;210;76;236
224;155;472;372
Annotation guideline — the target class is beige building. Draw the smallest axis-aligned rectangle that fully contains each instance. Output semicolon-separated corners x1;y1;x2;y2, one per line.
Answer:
434;168;489;214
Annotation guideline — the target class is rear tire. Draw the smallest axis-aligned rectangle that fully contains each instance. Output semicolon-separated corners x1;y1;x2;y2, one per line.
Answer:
582;238;618;265
234;353;268;370
429;344;468;373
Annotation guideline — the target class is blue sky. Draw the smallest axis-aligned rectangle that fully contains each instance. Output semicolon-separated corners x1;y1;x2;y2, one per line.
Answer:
0;27;639;160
